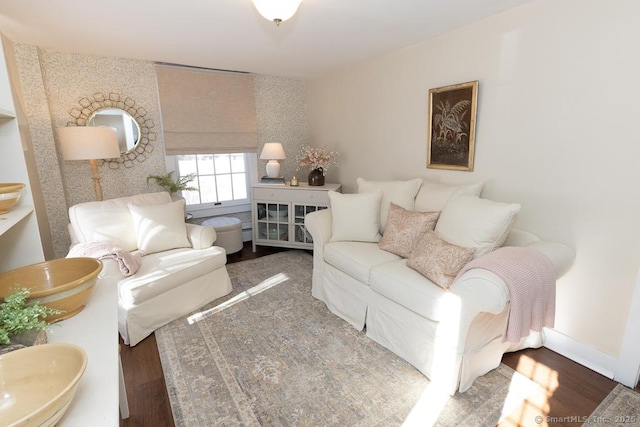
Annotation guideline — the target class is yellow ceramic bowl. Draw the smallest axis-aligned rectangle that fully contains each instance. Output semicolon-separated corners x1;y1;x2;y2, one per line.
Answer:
0;343;87;427
0;258;103;322
0;183;25;214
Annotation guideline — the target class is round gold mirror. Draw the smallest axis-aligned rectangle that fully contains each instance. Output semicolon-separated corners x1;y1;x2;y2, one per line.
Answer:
67;92;156;169
88;108;141;153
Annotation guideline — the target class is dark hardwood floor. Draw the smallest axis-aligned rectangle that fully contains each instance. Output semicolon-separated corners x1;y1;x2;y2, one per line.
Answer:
120;243;638;427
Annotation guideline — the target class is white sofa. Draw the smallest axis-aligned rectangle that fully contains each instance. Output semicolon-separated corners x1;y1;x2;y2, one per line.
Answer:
67;192;232;346
305;178;574;394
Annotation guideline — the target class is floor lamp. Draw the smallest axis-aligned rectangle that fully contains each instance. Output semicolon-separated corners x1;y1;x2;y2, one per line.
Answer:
58;126;121;201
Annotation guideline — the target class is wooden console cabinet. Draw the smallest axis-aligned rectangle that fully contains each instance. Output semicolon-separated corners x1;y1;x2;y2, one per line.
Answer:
252;182;341;251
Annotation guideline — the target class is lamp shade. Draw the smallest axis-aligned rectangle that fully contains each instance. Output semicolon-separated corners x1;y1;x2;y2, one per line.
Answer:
252;0;303;24
260;142;286;160
58;127;121;160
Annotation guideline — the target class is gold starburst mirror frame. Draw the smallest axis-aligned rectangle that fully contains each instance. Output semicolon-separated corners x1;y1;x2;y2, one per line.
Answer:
67;92;156;169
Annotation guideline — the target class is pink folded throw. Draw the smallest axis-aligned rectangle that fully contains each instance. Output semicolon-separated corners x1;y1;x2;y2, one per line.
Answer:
68;241;141;277
456;246;556;343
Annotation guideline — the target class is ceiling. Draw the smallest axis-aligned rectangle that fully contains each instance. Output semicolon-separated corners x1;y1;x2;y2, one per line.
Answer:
0;0;532;80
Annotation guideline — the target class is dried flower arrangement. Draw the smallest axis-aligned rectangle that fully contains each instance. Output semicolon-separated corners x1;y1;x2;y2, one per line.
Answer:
296;145;339;176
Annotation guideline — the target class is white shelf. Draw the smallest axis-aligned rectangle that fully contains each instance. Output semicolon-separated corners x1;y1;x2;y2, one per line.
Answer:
0;205;34;236
0;107;15;119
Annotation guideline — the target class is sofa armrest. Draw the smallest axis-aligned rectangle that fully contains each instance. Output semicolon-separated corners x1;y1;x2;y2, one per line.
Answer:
186;223;217;249
304;209;333;301
305;209;332;253
450;269;510;317
525;241;574;278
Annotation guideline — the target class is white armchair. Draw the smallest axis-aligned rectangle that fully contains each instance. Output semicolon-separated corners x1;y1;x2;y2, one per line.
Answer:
67;192;232;346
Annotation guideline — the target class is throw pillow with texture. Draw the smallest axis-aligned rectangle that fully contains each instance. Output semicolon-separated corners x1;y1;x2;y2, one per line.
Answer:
435;193;521;258
414;180;483;212
356;177;422;234
378;202;440;258
407;230;475;290
128;199;191;255
328;190;383;242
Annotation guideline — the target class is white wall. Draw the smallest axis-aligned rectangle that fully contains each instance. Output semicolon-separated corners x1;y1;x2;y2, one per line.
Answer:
306;0;640;370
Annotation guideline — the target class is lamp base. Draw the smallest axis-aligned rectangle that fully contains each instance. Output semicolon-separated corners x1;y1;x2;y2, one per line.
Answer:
265;160;281;178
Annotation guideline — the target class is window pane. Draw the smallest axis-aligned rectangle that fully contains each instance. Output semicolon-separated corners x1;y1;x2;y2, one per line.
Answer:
230;153;246;172
216;174;233;201
177;153;249;207
178;155;198;175
199;175;218;203
214;154;231;174
197;154;215;175
183;189;200;205
232;172;247;199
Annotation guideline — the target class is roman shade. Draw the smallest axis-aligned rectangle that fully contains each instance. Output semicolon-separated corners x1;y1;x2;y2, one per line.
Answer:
155;64;258;155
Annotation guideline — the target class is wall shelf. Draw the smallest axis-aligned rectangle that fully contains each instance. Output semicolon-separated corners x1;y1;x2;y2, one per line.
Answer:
0;107;15;118
0;38;44;273
0;205;34;236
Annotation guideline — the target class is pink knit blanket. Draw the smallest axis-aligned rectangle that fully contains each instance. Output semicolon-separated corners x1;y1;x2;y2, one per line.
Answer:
68;241;141;277
456;246;556;343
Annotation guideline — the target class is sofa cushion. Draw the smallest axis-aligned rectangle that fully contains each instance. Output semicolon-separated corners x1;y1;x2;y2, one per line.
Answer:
406;231;475;289
328;190;383;242
378;203;440;258
68;192;171;251
325;241;400;284
128;199;191;255
435;193;521;258
370;259;450;321
118;246;227;307
357;178;423;234
414;180;483;212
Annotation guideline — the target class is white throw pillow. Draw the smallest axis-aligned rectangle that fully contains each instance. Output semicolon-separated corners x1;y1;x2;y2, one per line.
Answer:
328;190;383;242
128;199;191;255
435;193;520;258
414;180;483;212
356;177;422;233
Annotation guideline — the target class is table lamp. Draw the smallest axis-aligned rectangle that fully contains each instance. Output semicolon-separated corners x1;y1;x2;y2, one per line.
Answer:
58;126;120;201
260;142;286;178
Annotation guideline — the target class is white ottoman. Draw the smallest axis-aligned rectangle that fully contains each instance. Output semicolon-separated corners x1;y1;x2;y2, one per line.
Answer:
202;217;243;254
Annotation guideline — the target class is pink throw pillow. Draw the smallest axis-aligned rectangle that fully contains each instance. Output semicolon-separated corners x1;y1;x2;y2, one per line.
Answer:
407;230;475;289
378;203;439;258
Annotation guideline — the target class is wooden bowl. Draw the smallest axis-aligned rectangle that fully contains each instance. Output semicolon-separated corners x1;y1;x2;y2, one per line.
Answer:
0;343;87;426
0;258;103;322
0;183;25;214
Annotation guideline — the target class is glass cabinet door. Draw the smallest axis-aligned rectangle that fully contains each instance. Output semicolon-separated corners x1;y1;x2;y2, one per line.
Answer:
293;204;326;244
256;202;289;242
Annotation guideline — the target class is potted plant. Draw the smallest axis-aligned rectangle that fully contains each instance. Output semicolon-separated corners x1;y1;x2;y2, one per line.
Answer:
146;171;197;194
0;287;61;351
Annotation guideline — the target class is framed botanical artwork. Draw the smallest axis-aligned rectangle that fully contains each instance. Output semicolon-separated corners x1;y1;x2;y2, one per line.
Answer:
427;80;478;171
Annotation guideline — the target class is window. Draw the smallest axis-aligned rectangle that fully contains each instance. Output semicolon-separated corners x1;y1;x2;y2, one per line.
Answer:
176;153;250;207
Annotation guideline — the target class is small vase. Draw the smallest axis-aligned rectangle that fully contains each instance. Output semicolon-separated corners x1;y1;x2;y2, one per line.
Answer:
308;168;325;186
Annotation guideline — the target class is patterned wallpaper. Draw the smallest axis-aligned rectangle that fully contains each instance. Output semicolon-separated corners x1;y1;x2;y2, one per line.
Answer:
255;75;308;181
12;46;307;258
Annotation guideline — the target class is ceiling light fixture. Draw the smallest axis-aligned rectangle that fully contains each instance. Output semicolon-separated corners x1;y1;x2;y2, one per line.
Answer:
252;0;303;26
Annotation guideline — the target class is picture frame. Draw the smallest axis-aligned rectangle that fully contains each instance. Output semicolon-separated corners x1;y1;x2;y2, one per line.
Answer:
427;80;478;171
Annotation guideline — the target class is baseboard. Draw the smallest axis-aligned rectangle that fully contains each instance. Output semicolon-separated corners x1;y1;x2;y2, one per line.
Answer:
543;327;617;379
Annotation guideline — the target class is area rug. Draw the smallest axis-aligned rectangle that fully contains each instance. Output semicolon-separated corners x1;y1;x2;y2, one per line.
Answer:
587;384;640;425
156;251;539;427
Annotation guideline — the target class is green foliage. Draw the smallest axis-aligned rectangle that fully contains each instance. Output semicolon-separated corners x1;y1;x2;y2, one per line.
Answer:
0;287;61;345
146;171;197;194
